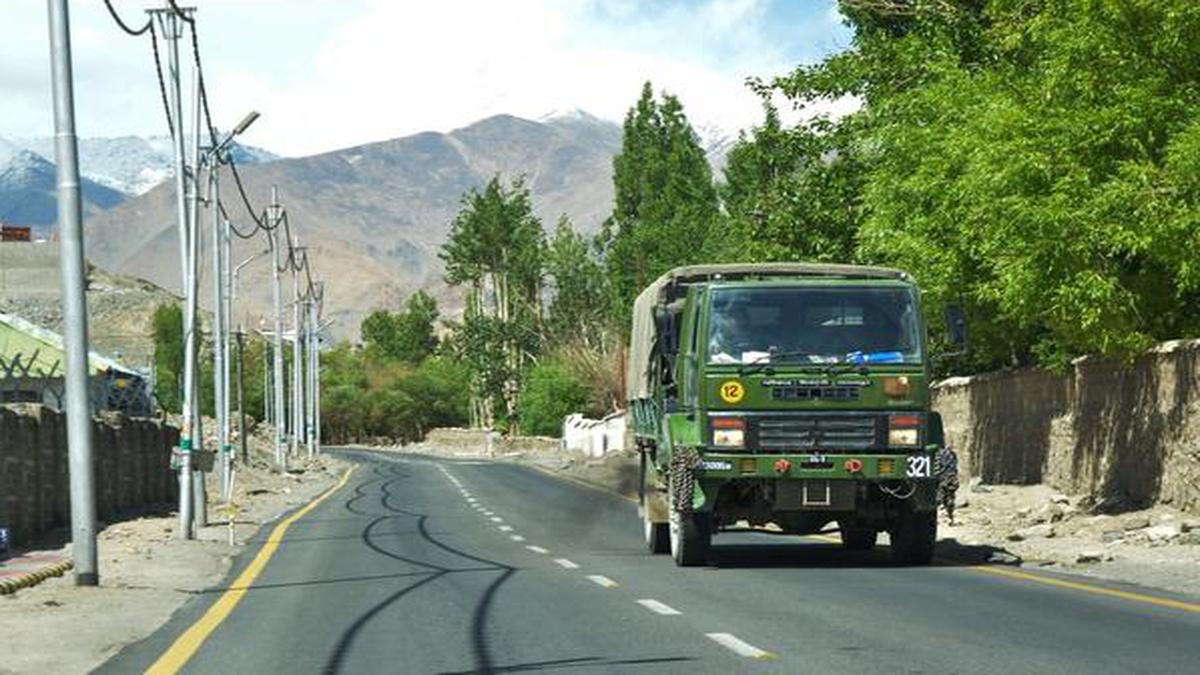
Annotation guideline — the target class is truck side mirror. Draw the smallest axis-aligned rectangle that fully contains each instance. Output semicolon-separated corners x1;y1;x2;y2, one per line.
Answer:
944;304;967;347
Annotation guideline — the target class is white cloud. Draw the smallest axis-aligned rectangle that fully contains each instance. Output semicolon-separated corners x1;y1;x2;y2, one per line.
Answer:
2;1;849;156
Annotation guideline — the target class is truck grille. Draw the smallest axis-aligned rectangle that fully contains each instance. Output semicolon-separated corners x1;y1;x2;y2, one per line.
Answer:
771;386;860;402
755;415;877;452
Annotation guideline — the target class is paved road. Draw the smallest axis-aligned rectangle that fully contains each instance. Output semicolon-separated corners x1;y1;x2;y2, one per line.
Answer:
101;449;1200;674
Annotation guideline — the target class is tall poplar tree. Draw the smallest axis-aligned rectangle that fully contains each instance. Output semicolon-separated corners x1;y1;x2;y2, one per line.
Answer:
441;176;544;431
602;82;719;324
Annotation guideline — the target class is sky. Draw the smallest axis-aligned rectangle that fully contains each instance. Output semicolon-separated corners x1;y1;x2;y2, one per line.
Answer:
2;1;853;157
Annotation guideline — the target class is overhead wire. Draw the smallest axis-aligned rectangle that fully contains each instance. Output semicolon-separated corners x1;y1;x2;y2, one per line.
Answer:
148;22;175;136
103;0;151;36
102;1;324;319
167;0;195;24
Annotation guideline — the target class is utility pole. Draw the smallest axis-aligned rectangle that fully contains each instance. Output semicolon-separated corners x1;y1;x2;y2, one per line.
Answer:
47;0;97;585
236;327;247;465
269;187;286;471
151;4;195;539
187;40;206;532
291;244;305;459
208;162;228;501
262;335;271;426
305;295;316;457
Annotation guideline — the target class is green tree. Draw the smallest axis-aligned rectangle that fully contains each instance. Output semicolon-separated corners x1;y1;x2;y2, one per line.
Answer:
361;290;440;363
440;176;545;431
545;216;609;348
715;105;866;264
151;303;183;413
733;0;1200;370
518;360;589;437
601;82;719;323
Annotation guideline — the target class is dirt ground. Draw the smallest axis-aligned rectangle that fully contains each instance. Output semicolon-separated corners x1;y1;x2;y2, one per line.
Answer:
392;438;1200;599
941;481;1200;596
0;428;349;675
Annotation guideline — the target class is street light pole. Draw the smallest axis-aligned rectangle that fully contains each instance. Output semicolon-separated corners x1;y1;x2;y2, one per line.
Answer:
47;0;97;585
232;248;267;466
151;4;194;539
188;49;207;532
269;187;286;471
200;114;258;503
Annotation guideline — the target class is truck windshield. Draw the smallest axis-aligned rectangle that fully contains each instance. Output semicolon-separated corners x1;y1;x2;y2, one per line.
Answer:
706;286;924;365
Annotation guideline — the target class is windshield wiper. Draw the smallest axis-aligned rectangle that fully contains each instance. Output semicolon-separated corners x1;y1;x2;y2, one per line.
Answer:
737;350;824;375
824;361;870;378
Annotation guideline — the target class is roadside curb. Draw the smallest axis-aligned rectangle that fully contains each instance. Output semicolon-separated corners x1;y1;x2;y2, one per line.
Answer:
0;559;74;595
523;461;639;505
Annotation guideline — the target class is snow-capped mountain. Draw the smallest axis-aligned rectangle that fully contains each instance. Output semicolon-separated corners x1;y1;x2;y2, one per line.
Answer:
21;135;278;196
538;108;737;171
0;149;126;234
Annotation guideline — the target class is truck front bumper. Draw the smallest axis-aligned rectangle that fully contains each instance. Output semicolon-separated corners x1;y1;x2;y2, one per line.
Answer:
695;452;929;481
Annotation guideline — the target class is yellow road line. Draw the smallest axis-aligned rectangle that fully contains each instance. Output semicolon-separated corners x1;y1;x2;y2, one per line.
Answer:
520;463;1200;615
146;467;356;675
958;562;1200;613
815;531;1198;613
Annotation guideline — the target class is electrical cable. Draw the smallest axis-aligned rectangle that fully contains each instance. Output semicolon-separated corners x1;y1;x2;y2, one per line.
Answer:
167;0;195;24
228;162;267;229
105;0;327;321
103;0;151;36
188;21;220;148
149;21;175;138
217;199;265;240
185;16;268;230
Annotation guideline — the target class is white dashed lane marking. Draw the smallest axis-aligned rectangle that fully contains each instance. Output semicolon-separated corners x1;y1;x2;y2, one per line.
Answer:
510;535;526;542
490;517;504;523
586;575;620;589
552;558;579;570
498;525;514;532
636;599;681;615
705;633;776;661
525;545;549;554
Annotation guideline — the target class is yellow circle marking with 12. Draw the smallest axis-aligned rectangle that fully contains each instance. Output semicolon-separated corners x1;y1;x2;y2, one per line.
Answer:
719;380;745;404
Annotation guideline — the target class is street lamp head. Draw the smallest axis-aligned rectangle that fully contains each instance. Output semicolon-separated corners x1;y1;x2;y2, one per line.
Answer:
232;111;260;137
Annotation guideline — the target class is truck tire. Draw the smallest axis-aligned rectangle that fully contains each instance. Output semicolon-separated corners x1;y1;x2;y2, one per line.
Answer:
889;507;936;565
669;508;711;567
840;524;878;551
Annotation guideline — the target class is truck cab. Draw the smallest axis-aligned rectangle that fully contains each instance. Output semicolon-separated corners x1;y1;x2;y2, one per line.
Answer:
628;263;958;566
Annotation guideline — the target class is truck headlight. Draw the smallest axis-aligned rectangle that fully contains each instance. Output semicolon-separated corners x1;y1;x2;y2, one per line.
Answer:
712;417;745;448
888;414;921;447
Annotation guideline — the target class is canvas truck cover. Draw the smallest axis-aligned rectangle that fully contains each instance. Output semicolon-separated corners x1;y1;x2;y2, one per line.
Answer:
625;262;909;401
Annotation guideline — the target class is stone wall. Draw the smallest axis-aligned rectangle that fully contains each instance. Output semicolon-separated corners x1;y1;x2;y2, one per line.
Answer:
0;242;61;300
934;340;1200;513
421;427;562;455
0;404;178;548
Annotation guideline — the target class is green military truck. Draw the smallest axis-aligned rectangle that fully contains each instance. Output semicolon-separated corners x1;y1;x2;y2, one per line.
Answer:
628;263;964;566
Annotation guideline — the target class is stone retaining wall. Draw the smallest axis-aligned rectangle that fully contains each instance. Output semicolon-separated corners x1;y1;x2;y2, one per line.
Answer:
0;404;178;548
934;340;1200;513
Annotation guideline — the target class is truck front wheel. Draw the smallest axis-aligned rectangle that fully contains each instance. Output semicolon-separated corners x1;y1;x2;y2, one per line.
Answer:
669;508;711;566
889;507;936;565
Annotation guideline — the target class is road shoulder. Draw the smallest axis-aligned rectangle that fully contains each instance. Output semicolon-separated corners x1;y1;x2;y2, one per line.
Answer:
0;454;349;675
